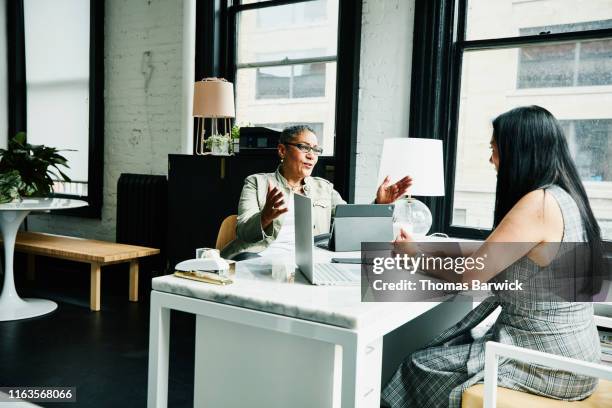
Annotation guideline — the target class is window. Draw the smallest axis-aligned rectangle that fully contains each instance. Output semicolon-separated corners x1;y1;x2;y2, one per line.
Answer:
196;0;362;200
453;208;467;226
8;0;104;217
517;21;612;88
561;120;612;182
410;0;612;240
255;50;327;99
256;0;327;28
465;0;612;41
257;122;324;147
24;0;90;197
234;0;338;155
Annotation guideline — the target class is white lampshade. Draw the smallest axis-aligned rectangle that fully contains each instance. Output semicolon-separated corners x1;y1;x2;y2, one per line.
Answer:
377;138;445;196
193;78;235;118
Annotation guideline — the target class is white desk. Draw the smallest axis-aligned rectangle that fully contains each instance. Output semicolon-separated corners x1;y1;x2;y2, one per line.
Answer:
147;249;472;408
0;198;87;321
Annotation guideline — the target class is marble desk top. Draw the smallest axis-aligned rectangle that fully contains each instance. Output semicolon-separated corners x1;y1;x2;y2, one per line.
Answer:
152;248;443;330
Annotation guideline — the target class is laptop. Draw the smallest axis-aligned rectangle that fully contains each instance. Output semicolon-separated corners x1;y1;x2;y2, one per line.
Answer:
294;193;361;286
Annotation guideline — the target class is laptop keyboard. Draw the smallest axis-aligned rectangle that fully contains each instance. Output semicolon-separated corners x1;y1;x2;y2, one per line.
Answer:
315;263;361;285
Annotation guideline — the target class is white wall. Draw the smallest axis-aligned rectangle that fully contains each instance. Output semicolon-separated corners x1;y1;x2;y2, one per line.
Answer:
355;0;415;203
28;0;415;239
28;0;192;240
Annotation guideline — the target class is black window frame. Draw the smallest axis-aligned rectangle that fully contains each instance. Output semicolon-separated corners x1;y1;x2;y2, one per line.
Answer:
412;0;612;241
6;0;105;218
195;0;362;201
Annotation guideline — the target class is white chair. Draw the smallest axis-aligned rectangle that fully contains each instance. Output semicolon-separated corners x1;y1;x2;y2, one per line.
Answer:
462;341;612;407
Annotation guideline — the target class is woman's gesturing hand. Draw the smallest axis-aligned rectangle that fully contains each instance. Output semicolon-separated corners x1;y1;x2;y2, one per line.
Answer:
376;175;413;204
392;227;420;259
394;227;414;243
261;182;289;230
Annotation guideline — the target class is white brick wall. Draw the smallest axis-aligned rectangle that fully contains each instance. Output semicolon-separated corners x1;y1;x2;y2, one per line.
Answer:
28;0;188;240
355;0;415;203
27;0;415;238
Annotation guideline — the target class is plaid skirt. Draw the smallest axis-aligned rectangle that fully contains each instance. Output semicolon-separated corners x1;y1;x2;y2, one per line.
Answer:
381;296;601;408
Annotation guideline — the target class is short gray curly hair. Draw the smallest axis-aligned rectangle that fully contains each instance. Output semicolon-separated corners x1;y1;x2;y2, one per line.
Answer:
280;125;315;144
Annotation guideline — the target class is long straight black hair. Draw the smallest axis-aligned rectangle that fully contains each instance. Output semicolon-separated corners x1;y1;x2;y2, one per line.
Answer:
492;106;604;296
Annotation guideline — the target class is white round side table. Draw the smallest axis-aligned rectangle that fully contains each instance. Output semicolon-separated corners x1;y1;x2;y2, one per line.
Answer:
0;198;87;321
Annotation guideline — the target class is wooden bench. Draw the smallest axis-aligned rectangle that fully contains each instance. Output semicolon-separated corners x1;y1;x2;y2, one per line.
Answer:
13;232;160;311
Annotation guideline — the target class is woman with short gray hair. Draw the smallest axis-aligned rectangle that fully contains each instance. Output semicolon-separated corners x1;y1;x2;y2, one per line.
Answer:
221;125;412;259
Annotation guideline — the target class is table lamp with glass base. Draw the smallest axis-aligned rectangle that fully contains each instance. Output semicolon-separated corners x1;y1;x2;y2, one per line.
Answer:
392;195;433;237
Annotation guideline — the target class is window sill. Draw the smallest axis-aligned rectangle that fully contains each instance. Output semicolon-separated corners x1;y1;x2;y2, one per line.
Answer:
249;96;331;105
507;85;612;98
511;0;546;4
251;21;330;34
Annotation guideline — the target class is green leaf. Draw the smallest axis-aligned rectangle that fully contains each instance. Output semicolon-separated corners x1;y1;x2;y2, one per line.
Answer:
0;132;73;199
13;132;26;145
51;166;71;182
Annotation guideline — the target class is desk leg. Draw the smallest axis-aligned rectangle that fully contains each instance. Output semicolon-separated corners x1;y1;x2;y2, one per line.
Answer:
148;293;170;408
339;337;383;408
129;260;139;302
340;337;360;408
90;263;101;311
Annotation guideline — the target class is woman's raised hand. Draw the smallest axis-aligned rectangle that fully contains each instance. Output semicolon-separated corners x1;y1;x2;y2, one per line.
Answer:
376;175;413;204
261;181;289;230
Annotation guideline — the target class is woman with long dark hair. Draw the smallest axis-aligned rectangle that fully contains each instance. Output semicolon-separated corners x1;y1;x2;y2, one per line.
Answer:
382;106;604;407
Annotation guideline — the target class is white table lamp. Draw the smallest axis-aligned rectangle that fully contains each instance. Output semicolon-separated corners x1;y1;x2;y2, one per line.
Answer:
377;138;445;236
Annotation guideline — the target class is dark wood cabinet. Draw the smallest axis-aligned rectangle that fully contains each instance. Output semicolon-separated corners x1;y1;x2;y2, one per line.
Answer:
167;153;270;266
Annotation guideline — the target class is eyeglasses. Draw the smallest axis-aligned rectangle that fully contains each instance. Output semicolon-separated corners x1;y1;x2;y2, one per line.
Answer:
285;142;324;156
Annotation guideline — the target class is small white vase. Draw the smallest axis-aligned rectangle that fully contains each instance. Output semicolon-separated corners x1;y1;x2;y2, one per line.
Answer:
211;139;230;156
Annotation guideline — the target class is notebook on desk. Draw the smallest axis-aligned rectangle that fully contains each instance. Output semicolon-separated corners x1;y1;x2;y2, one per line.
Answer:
294;193;361;286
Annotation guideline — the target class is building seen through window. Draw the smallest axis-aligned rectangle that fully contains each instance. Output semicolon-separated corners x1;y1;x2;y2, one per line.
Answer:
256;122;324;148
256;50;326;99
256;0;327;28
452;0;612;239
560;120;612;182
235;0;338;156
518;20;612;88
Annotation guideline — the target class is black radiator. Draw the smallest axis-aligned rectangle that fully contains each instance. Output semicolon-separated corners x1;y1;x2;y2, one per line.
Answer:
116;173;168;280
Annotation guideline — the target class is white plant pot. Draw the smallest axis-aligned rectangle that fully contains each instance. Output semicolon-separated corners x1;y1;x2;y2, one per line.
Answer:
211;139;230;156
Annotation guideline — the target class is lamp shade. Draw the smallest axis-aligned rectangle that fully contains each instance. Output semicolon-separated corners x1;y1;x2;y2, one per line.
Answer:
377;138;445;196
193;78;235;118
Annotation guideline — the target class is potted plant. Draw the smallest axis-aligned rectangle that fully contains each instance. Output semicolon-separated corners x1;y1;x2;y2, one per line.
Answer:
231;124;240;154
205;134;232;156
0;132;72;203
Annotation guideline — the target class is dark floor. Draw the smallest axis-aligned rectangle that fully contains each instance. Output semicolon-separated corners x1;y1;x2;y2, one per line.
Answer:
0;258;195;408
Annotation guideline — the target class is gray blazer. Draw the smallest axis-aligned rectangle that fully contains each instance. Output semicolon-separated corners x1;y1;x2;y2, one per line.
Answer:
220;167;346;259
